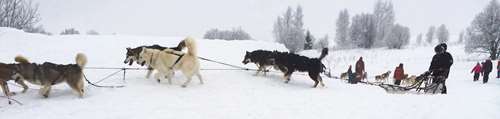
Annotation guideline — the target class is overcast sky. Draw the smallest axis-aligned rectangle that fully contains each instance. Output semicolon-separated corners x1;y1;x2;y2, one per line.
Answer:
35;0;489;42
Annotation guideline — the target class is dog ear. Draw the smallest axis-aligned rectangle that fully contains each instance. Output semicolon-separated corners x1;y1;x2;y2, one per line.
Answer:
246;51;249;54
126;47;131;50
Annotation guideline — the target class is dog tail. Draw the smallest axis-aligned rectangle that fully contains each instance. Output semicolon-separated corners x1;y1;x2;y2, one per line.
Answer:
184;36;197;56
14;55;30;64
318;48;329;60
76;53;87;68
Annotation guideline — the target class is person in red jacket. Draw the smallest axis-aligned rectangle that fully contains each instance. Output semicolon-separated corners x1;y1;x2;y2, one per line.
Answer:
471;62;482;81
393;63;404;85
355;57;365;83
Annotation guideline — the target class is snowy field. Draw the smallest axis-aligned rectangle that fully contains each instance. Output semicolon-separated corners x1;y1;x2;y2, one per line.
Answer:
0;27;499;119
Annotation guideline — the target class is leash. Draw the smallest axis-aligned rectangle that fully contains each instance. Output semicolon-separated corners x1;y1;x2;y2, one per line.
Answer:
197;56;253;71
82;69;125;88
85;67;148;70
161;50;254;71
170;54;184;69
0;96;23;105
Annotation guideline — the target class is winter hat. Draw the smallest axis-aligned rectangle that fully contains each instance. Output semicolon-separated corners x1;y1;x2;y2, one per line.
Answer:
439;43;447;51
434;44;445;53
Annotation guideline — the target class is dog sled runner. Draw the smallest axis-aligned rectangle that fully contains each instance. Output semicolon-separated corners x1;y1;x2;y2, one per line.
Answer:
360;71;446;94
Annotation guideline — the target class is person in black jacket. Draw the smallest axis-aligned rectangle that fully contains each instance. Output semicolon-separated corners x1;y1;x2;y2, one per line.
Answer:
428;43;453;94
482;59;493;83
347;65;356;84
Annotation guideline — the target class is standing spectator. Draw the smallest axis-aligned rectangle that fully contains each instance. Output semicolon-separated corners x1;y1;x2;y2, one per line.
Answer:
482;59;493;83
355;57;365;83
393;63;405;85
471;62;482;82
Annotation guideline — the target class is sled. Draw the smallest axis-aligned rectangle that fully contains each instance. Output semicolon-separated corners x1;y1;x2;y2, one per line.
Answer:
360;71;446;94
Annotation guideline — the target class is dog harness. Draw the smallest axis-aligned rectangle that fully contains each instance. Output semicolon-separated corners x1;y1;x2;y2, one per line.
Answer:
170;54;184;69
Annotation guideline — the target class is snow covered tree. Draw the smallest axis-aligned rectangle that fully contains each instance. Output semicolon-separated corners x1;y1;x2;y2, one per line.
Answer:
350;13;376;49
60;28;80;35
0;0;40;30
86;30;99;35
24;25;50;35
373;0;395;47
386;24;410;49
436;24;449;43
314;35;329;50
335;9;350;49
416;33;423;46
458;31;465;43
304;30;314;50
465;27;484;53
425;26;436;45
203;27;252;40
466;0;500;59
272;6;306;53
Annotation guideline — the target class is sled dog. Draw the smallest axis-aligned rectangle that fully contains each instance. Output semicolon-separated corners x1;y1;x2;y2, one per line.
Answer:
138;37;203;87
242;50;278;76
273;48;329;88
10;53;87;98
375;71;391;82
403;75;417;86
0;62;29;104
125;42;185;78
340;72;348;80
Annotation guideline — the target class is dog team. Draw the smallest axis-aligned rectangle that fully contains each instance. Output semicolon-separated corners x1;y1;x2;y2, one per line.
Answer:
1;36;462;104
0;37;332;104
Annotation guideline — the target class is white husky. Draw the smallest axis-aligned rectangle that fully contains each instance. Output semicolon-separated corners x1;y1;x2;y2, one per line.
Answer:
138;37;203;87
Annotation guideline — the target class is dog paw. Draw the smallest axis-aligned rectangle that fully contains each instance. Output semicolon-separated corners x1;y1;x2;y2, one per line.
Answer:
43;94;49;98
181;85;187;88
157;79;161;83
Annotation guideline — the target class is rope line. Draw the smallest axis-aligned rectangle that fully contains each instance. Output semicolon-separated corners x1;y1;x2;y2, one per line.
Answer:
198;56;253;70
0;96;23;105
82;69;125;88
80;56;319;88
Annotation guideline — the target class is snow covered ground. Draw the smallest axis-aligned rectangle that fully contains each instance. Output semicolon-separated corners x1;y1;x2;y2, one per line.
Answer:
0;28;499;119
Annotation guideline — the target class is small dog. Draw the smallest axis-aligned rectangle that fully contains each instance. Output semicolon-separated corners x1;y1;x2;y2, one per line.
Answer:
402;75;417;86
273;48;329;88
375;71;392;82
10;53;87;98
340;72;348;80
242;50;277;76
138;37;203;87
124;43;185;78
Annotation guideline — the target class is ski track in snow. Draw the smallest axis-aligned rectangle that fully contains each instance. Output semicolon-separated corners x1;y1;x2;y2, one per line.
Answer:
0;28;499;119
